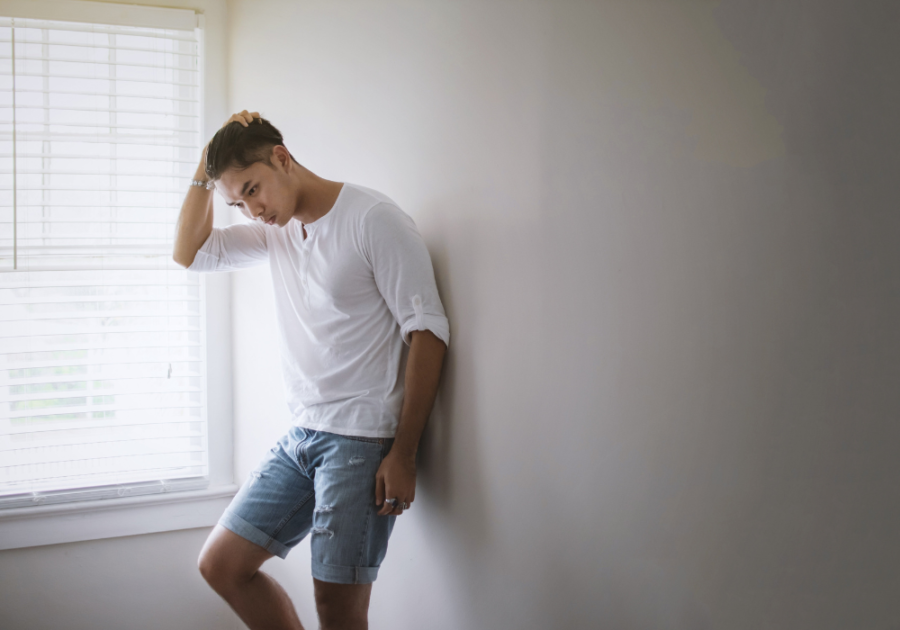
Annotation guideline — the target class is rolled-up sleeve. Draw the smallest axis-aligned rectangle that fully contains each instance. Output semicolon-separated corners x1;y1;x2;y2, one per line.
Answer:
186;221;268;272
362;203;450;348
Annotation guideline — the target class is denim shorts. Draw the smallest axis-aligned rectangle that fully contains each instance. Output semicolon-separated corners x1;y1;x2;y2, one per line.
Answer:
218;426;397;584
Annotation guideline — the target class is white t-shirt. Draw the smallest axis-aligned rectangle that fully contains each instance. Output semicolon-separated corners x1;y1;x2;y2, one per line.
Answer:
187;182;450;438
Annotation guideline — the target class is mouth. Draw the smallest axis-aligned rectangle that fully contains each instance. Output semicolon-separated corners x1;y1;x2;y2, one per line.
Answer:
264;215;277;226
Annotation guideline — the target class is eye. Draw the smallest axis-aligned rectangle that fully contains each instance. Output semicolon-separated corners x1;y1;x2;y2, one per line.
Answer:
248;186;257;196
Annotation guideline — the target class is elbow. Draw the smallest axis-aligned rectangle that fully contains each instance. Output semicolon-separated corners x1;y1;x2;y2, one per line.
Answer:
173;226;212;269
172;250;196;269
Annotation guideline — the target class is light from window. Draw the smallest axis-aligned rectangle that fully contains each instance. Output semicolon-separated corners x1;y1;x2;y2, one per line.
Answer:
0;15;207;508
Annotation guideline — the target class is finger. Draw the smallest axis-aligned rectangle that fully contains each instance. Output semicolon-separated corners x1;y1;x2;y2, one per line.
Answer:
378;497;393;516
227;111;252;127
387;496;409;516
246;111;260;123
223;115;247;128
379;486;395;516
375;474;385;508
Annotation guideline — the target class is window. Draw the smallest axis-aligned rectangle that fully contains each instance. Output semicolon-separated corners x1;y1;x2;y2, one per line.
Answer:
0;10;209;509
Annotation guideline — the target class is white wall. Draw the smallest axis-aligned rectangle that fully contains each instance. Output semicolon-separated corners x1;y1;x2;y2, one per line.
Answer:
227;1;900;629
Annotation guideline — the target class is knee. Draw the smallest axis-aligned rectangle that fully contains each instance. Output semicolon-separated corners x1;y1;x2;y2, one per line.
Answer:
198;525;272;597
198;545;246;594
197;546;225;590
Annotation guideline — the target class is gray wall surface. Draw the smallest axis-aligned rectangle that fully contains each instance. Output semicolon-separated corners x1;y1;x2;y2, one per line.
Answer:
0;527;239;630
3;1;896;629
226;1;900;628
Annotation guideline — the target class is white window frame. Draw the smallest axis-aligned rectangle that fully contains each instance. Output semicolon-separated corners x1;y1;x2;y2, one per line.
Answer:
0;0;236;551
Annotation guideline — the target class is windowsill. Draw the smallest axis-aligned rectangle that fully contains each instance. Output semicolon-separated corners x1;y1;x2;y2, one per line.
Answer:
0;484;239;551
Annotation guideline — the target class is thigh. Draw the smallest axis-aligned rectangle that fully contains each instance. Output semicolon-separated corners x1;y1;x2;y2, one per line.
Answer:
218;427;317;559
306;432;397;584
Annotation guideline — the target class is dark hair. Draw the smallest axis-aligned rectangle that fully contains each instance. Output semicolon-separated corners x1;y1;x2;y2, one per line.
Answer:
204;116;299;181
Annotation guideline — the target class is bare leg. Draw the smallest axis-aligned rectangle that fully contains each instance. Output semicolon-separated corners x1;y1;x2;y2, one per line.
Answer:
199;525;305;630
313;578;373;630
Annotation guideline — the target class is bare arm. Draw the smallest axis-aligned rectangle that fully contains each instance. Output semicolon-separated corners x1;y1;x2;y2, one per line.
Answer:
172;154;214;268
392;329;447;460
173;109;259;268
375;329;447;515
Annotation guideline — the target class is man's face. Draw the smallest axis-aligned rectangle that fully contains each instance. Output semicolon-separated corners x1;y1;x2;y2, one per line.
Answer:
216;148;295;227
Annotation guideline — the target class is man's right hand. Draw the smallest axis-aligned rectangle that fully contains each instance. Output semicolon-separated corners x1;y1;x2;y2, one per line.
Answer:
224;109;259;128
201;109;261;166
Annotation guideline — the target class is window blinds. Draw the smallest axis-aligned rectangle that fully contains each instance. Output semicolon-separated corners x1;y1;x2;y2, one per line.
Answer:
0;14;207;508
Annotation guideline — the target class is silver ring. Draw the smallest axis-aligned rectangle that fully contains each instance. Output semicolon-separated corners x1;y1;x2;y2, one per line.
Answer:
401;502;410;510
386;498;398;508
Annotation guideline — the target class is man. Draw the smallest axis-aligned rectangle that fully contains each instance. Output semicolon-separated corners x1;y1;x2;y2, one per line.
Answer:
174;110;449;630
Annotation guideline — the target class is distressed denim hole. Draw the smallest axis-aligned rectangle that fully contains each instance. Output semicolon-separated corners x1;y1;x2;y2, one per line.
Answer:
349;456;365;466
311;526;334;539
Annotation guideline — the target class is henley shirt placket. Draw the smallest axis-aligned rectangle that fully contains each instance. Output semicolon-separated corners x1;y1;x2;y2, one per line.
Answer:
300;224;313;309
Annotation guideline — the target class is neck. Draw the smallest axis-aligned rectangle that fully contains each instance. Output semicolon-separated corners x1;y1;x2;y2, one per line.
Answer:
291;167;343;225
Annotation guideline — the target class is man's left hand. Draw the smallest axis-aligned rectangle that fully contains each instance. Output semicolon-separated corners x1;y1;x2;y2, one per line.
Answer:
375;451;416;516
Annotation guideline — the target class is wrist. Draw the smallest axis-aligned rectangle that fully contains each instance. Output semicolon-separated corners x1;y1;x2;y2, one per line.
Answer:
389;444;417;463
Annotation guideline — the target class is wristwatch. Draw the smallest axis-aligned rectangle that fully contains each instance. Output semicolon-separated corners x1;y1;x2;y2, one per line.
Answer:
190;178;214;190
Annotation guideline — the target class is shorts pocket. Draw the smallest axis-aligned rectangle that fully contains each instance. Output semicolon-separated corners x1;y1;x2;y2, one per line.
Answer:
342;434;384;444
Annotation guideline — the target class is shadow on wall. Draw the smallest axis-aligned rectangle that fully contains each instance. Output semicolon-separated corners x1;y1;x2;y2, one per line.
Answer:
417;223;490;553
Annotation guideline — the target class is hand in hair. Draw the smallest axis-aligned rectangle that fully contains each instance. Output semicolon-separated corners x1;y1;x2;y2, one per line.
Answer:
224;109;260;128
202;109;261;166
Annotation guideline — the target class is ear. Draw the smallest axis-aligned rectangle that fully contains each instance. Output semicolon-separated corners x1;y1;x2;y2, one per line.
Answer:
272;145;292;172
